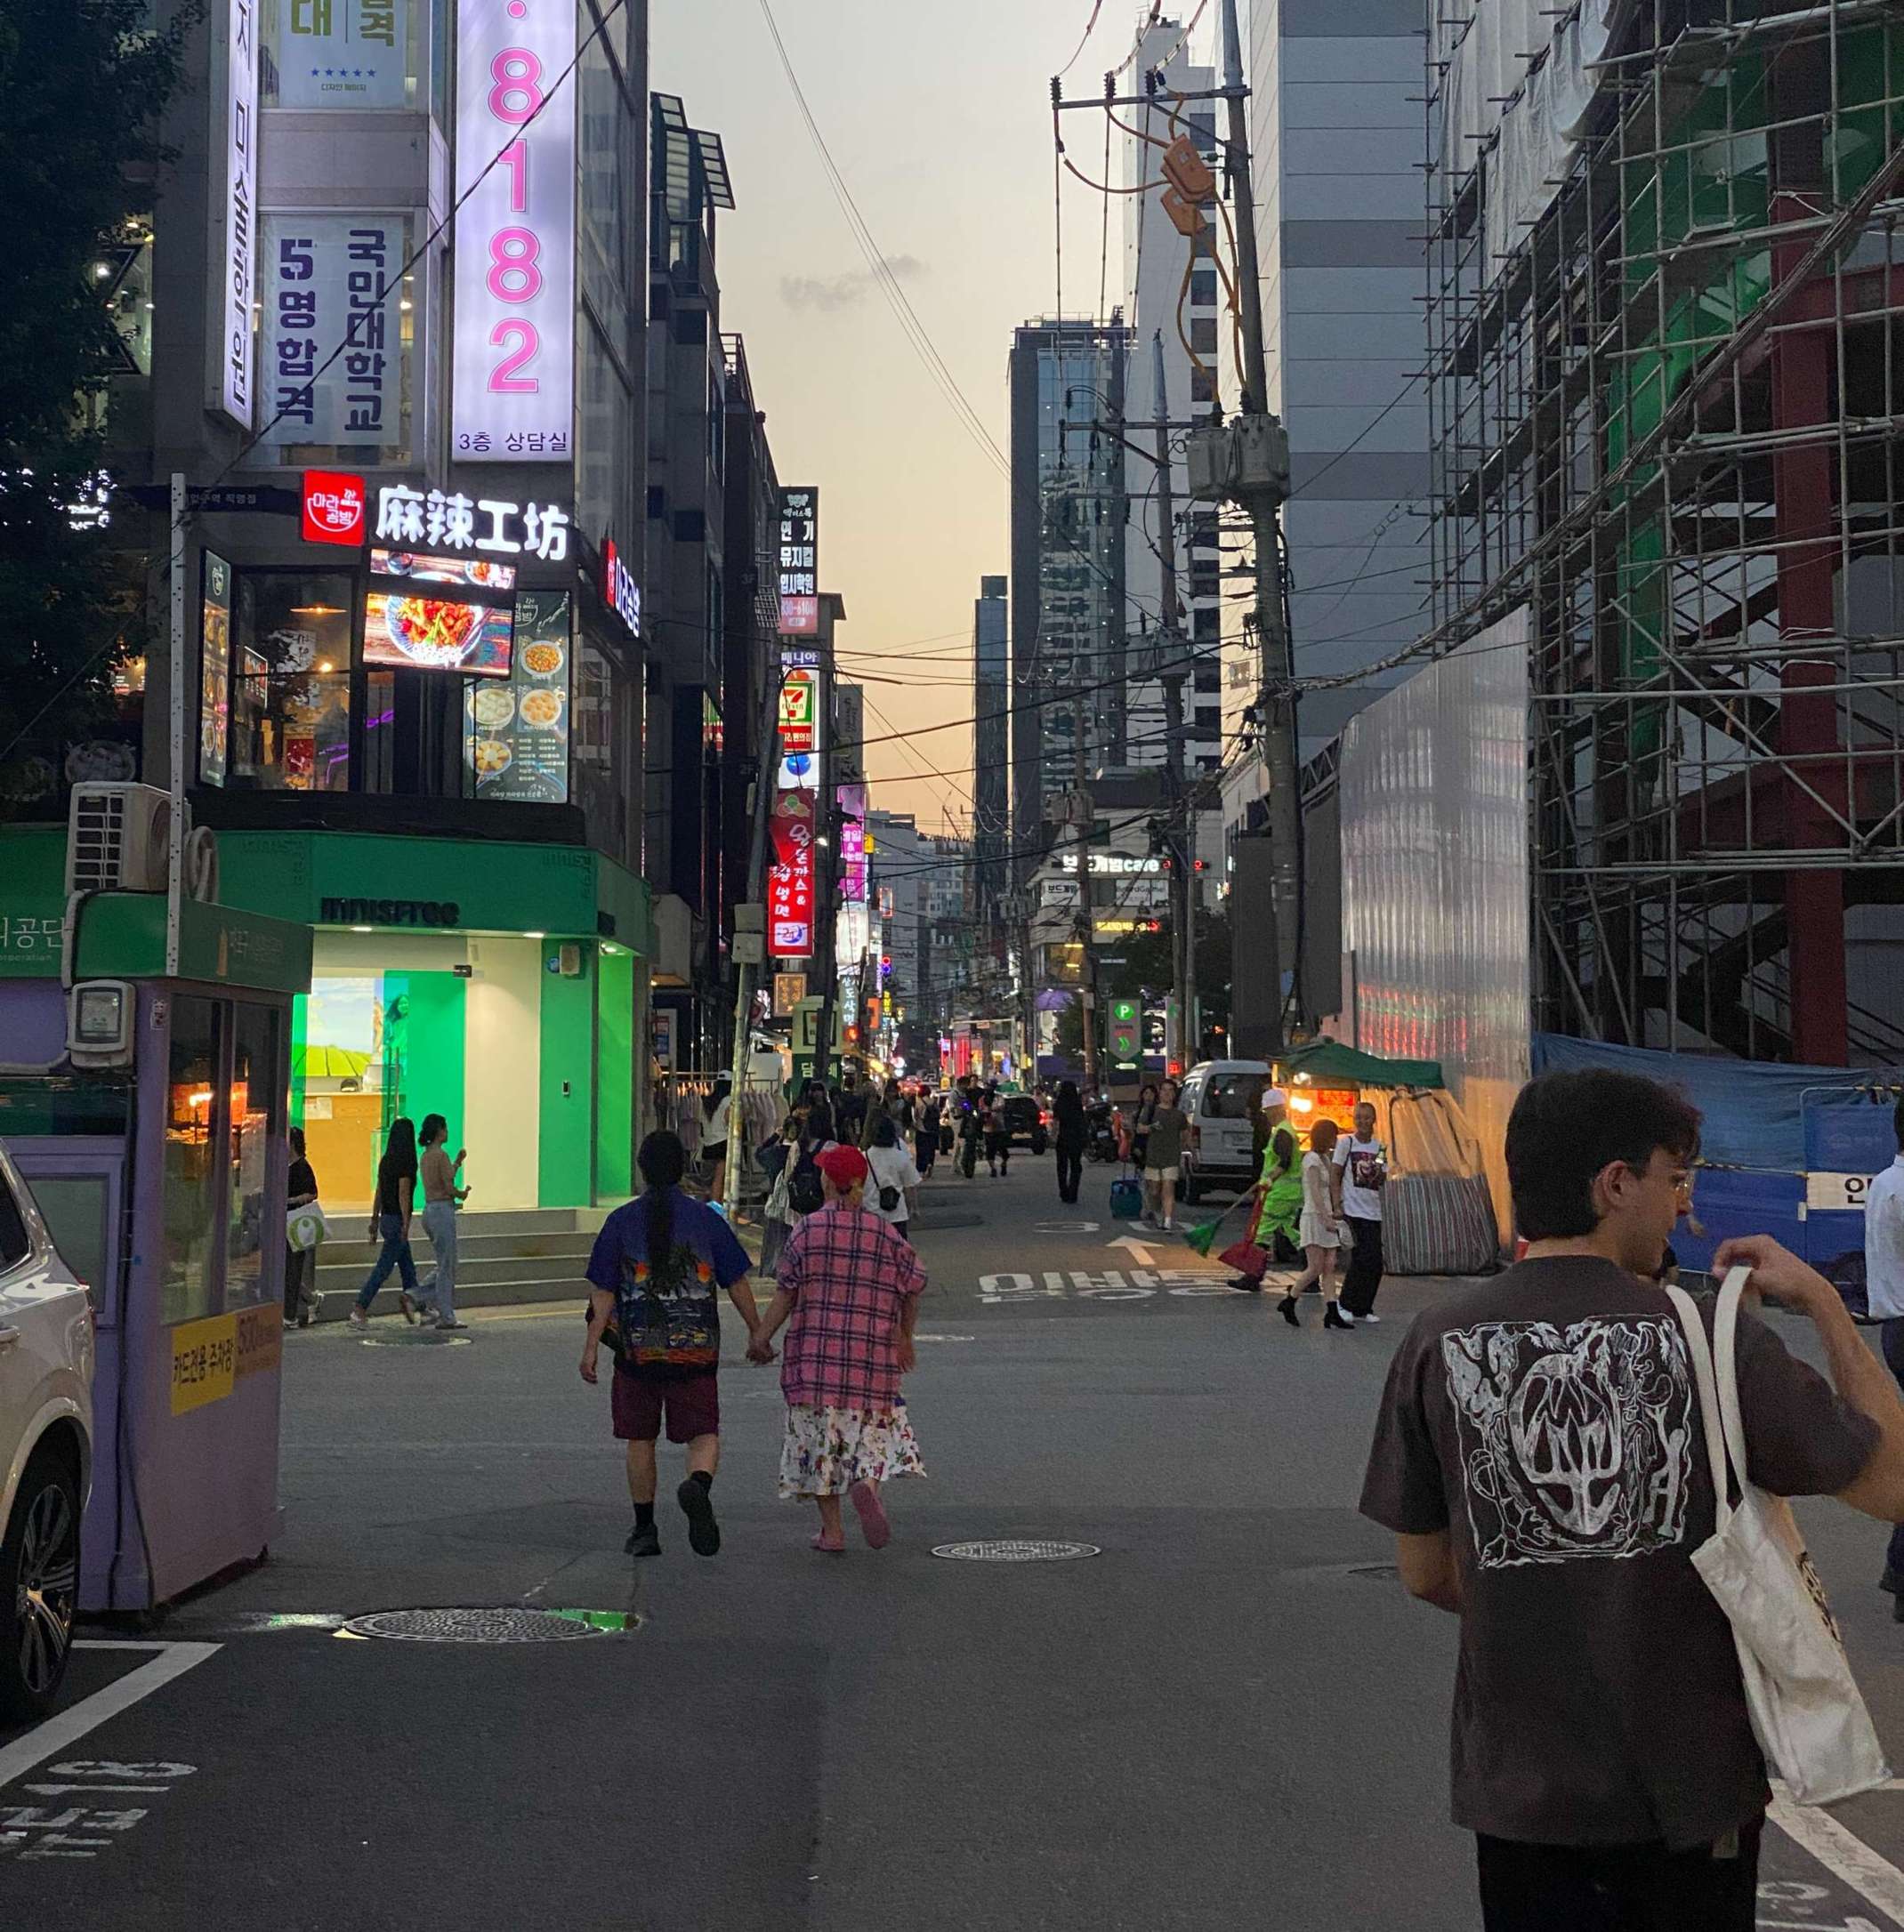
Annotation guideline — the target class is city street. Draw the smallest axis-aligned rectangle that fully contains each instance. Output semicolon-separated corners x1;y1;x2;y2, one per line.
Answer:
10;1157;1904;1929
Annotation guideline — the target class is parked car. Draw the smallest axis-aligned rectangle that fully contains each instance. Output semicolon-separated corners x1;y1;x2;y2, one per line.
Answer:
0;1139;93;1723
995;1094;1049;1154
1178;1059;1273;1203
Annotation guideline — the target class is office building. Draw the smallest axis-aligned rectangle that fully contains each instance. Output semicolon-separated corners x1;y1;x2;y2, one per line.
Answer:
971;574;1010;908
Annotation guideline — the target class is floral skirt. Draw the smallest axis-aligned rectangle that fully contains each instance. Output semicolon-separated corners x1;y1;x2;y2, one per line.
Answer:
778;1400;926;1498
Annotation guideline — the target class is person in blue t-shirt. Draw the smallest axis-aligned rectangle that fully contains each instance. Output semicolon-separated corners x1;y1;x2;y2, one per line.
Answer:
580;1131;763;1558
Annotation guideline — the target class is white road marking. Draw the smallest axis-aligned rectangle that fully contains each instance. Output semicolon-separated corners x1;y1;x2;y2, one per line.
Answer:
1106;1236;1158;1265
0;1644;220;1791
1770;1782;1904;1928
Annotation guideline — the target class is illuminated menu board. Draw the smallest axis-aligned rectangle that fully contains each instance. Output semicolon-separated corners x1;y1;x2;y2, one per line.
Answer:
464;591;570;801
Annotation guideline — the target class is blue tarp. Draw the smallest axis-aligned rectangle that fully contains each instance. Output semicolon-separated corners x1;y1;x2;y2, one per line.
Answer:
1531;1033;1893;1173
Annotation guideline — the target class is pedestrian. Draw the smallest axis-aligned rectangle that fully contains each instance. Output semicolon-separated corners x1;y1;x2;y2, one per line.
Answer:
752;1144;927;1554
957;1097;982;1179
834;1072;867;1147
1361;1067;1904;1932
1128;1081;1159;1181
865;1115;923;1244
1863;1097;1904;1621
578;1130;765;1559
1141;1078;1189;1231
1333;1098;1388;1324
1230;1090;1303;1293
915;1092;941;1181
1053;1080;1085;1204
700;1075;732;1204
1279;1118;1349;1329
759;1113;800;1277
413;1114;471;1331
283;1127;321;1329
351;1116;421;1329
984;1096;1011;1177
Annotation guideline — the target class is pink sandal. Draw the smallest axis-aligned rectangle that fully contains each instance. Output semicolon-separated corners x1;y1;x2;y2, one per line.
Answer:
811;1529;845;1554
849;1480;891;1550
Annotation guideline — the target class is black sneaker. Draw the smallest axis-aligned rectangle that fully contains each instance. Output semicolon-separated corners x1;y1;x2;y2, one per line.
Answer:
678;1477;721;1558
625;1522;661;1558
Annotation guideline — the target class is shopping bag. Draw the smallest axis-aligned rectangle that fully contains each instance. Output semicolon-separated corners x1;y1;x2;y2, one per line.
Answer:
1109;1175;1143;1220
1218;1238;1268;1278
1666;1271;1890;1807
286;1201;332;1252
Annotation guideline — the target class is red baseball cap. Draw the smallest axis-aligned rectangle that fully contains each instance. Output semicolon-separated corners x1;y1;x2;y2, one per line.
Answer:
815;1144;869;1189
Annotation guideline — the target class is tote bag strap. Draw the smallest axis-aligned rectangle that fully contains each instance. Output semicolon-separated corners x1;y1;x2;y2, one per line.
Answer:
1666;1282;1735;1531
1710;1265;1756;1505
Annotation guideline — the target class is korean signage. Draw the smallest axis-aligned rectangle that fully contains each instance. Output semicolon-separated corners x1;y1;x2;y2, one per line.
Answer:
262;215;406;455
602;537;641;639
452;0;576;460
778;486;819;635
767;787;817;958
465;592;570;801
210;0;259;427
772;972;807;1017
302;468;367;544
834;682;864;782
200;552;233;787
778;669;816;755
838;783;867;904
374;484;569;559
274;0;407;108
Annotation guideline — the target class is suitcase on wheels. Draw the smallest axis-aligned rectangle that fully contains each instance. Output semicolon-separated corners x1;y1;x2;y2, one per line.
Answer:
1109;1173;1143;1220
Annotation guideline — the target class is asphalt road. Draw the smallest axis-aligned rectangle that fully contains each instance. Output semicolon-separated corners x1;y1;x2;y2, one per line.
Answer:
9;1155;1904;1928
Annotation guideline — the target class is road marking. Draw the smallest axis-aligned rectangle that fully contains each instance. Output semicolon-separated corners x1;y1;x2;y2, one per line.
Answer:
1107;1236;1158;1265
1034;1220;1101;1233
0;1644;219;1791
1770;1782;1904;1927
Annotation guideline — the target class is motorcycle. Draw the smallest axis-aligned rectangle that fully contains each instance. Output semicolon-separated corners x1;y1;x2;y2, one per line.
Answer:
1085;1099;1119;1163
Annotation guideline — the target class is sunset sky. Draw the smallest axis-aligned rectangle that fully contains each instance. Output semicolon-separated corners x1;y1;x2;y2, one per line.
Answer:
650;2;1222;835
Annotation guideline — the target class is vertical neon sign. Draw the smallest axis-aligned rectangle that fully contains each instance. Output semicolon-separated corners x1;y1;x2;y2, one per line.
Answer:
452;0;575;461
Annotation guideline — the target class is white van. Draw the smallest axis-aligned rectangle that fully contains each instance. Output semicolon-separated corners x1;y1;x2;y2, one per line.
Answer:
1178;1059;1272;1202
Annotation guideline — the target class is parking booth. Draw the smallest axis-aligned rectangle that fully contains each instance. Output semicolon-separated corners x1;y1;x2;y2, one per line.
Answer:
0;892;311;1613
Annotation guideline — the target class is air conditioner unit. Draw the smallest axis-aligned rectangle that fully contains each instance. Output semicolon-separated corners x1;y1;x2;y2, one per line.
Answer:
67;783;179;895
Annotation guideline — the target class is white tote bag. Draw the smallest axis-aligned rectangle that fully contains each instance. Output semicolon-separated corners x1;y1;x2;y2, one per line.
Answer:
286;1201;332;1253
1666;1269;1890;1807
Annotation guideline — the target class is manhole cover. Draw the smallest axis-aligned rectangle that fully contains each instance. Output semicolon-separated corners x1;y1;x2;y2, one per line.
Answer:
359;1332;474;1348
932;1540;1102;1563
342;1607;606;1643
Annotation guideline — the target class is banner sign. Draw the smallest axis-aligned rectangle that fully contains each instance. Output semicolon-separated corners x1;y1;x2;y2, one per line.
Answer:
374;484;569;559
211;0;260;427
768;787;816;958
838;783;867;904
262;215;405;454
778;486;819;635
452;0;576;461
200;552;234;787
778;668;816;755
274;0;407;108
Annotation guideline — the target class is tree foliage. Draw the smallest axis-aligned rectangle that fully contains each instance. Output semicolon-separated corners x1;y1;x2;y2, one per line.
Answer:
0;0;198;789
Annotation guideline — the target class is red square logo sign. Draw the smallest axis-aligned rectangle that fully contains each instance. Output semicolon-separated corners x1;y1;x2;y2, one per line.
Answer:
301;470;367;546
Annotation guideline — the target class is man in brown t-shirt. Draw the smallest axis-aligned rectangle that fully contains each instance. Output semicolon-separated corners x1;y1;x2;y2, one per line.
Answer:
1362;1067;1904;1930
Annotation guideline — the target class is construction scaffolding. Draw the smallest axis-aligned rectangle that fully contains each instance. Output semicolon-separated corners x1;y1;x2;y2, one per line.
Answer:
1426;0;1904;1065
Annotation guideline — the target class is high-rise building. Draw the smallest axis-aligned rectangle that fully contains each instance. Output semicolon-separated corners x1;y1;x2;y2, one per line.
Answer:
1124;23;1226;780
971;575;1010;906
1224;0;1428;843
1007;317;1128;873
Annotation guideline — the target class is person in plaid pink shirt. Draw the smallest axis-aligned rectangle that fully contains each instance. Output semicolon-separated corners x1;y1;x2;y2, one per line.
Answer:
754;1144;928;1552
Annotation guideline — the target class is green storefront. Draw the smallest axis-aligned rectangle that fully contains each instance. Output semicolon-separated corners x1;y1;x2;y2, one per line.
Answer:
2;825;652;1213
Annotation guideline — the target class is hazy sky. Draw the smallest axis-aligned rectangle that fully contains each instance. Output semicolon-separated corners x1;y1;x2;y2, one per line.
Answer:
651;2;1222;834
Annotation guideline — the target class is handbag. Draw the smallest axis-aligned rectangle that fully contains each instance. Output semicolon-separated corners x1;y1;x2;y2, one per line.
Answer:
1666;1270;1890;1807
286;1201;331;1252
1219;1238;1268;1278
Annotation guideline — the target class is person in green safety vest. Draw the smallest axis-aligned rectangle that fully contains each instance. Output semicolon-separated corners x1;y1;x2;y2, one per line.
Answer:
1230;1088;1303;1292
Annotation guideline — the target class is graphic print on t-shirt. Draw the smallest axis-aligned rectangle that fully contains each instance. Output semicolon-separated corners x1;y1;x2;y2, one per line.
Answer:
1440;1318;1694;1568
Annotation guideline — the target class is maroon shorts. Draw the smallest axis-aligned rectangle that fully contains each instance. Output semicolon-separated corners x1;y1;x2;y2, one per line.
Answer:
611;1367;720;1444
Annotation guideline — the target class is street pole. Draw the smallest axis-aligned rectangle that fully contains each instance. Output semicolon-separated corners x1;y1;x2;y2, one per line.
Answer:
1150;332;1191;1075
1073;722;1101;1091
1220;0;1299;1048
165;471;187;977
723;639;782;1216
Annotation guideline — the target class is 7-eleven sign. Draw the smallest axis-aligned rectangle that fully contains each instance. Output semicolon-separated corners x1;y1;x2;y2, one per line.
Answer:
779;672;816;753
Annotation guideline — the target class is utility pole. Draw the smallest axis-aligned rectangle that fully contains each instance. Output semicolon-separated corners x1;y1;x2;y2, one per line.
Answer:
1150;331;1192;1075
1214;0;1299;1049
722;637;781;1216
1073;723;1101;1091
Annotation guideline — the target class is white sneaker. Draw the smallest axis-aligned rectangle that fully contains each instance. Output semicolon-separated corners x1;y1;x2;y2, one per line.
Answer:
1161;1219;1175;1233
1356;1311;1382;1324
348;1308;368;1331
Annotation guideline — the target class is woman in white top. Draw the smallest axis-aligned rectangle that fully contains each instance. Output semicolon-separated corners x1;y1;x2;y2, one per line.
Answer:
702;1075;732;1203
1283;1117;1351;1331
865;1115;924;1244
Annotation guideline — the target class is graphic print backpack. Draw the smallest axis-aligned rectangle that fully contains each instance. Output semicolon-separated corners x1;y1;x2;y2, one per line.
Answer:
1109;1172;1143;1220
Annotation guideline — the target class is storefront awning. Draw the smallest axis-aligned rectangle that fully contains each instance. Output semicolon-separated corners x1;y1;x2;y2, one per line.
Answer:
1277;1038;1444;1091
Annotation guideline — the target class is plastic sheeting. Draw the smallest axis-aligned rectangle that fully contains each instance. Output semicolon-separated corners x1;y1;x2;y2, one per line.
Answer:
1338;609;1532;1237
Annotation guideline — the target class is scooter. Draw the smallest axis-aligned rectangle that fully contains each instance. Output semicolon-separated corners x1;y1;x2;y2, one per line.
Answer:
1085;1099;1118;1163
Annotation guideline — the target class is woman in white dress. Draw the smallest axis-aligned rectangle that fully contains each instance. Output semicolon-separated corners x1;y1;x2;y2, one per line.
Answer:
1281;1117;1351;1331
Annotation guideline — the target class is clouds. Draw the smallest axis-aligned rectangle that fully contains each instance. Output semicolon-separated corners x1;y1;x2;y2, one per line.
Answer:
780;254;927;312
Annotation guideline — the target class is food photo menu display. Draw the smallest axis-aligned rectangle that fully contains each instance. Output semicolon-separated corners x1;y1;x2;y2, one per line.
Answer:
363;549;517;679
464;592;571;802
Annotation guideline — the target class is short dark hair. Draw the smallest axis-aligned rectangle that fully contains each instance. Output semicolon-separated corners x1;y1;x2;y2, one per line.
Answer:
1506;1070;1701;1240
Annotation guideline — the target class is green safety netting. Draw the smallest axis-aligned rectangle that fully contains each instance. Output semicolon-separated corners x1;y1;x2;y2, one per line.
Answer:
1275;1039;1444;1091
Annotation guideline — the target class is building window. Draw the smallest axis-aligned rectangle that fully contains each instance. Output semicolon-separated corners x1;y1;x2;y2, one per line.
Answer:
649;485;666;519
1191;318;1218;355
1194;664;1221;694
673;509;706;544
1190;513;1219;552
1190;366;1217;406
230;571;354;791
262;0;425;111
1194;606;1222;640
1190;269;1217;307
223;1001;281;1311
1192;228;1215;259
1193;705;1222;737
162;995;224;1325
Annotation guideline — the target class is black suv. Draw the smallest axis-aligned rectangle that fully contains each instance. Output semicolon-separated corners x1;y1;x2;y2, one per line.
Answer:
995;1095;1048;1154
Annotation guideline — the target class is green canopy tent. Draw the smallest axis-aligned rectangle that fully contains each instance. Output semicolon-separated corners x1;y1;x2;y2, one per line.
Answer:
1275;1039;1444;1090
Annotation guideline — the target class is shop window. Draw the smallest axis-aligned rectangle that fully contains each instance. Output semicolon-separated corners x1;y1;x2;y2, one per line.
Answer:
262;0;424;109
225;1002;281;1310
230;571;354;791
574;640;633;866
162;995;223;1324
